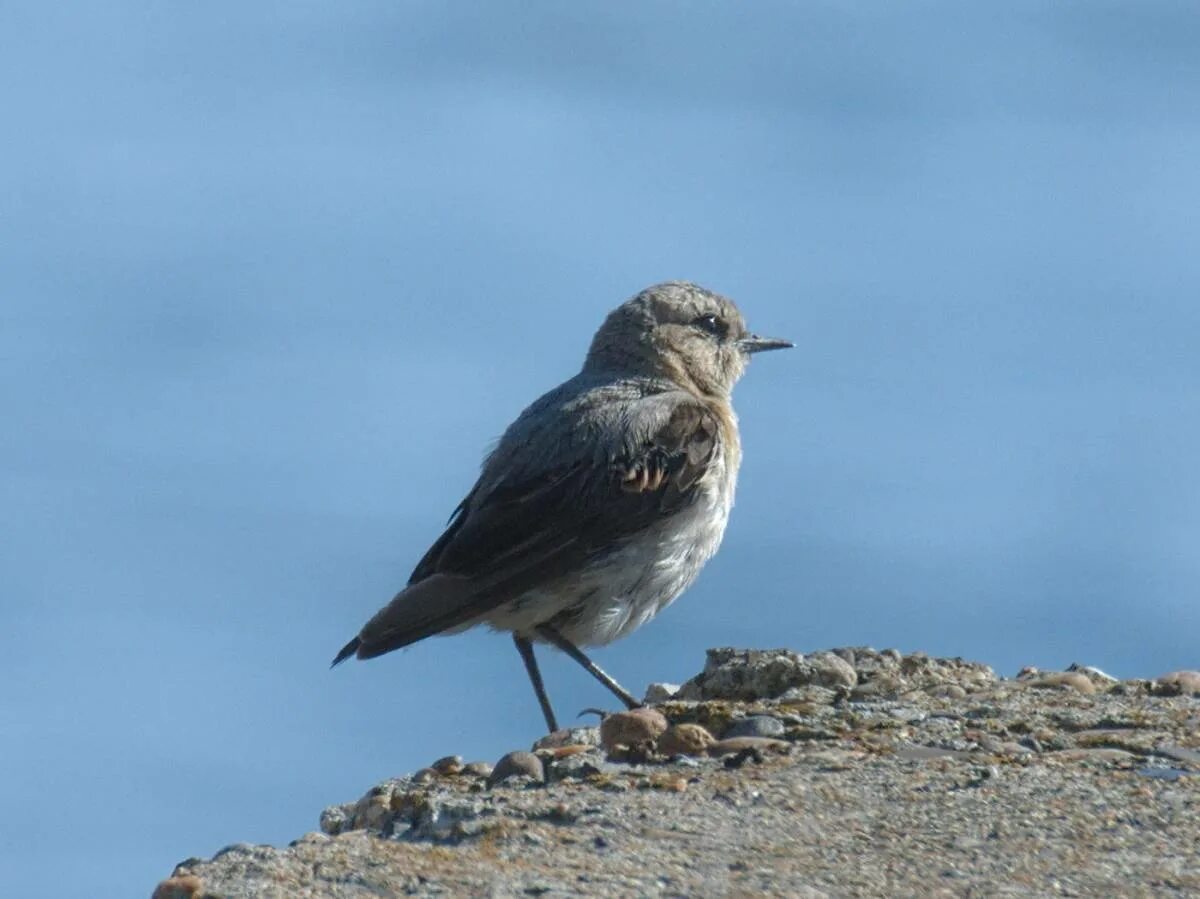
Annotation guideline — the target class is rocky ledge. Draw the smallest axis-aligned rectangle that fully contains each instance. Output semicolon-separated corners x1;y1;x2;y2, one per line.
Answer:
155;648;1200;898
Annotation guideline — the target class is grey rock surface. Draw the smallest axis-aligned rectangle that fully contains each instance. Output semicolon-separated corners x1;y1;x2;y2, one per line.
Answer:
158;648;1200;898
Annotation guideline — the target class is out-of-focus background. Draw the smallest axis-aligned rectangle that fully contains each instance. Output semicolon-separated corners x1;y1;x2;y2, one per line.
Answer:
3;3;1198;895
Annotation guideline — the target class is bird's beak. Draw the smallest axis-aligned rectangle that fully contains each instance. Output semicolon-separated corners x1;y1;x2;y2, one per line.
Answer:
738;334;794;354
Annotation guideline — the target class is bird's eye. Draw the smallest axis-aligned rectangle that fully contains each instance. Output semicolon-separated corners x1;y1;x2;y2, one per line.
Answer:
693;314;726;337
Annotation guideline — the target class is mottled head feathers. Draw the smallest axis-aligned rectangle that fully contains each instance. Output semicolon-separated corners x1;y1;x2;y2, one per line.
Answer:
584;281;790;397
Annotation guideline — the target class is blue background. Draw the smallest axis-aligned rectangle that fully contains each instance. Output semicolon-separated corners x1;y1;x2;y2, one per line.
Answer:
3;3;1198;896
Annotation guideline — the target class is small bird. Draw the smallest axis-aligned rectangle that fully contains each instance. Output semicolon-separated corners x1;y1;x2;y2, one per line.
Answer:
333;281;791;732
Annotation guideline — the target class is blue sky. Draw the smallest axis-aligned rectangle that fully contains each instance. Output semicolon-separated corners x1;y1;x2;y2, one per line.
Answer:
3;3;1199;896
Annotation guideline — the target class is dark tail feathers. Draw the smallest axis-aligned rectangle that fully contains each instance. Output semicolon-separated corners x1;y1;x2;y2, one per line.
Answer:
330;636;361;668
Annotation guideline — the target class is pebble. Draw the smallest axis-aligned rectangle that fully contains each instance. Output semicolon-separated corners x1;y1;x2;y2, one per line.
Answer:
722;716;785;739
152;875;204;899
432;755;464;775
546;754;622;783
1067;663;1119;684
643;682;681;703
894;745;976;762
808;651;859;689
1158;745;1200;766
488;751;545;787
599;707;668;751
1027;672;1097;695
540;744;595;760
1155;670;1200;696
319;805;350;836
1051;748;1139;764
708;736;790;757
658;723;716;756
533;727;600;751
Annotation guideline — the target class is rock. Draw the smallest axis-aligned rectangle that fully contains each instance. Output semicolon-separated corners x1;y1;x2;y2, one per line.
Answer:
488;751;545;787
545;753;623;783
1051;748;1140;765
1158;745;1200;766
850;675;905;700
658;723;716;756
318;804;351;836
353;791;394;830
152;875;204;899
644;682;681;703
539;744;594;760
894;745;976;762
462;761;494;778
532;727;600;750
155;646;1200;898
723;715;785;739
599;708;668;751
678;648;858;701
1066;663;1119;685
432;755;464;775
1026;672;1097;695
1154;671;1200;696
708;736;790;757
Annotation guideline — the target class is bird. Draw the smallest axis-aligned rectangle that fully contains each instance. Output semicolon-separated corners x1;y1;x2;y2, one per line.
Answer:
332;281;791;733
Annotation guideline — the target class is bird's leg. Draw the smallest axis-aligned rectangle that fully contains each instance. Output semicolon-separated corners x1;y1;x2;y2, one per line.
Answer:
513;634;559;733
535;624;641;710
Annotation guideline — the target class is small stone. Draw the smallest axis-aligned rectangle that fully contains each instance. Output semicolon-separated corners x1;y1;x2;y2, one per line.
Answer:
644;682;681;703
546;754;623;783
893;745;975;762
1051;748;1139;765
658;776;688;792
850;675;903;700
354;793;393;830
532;727;600;751
1159;745;1200;766
542;744;594;760
289;832;330;847
488;751;545;787
600;707;668;751
658;723;716;756
431;755;464;775
153;875;204;899
1066;663;1119;684
412;767;438;784
723;716;785;739
808;651;858;689
462;761;494;778
1027;672;1096;694
708;736;790;757
319;804;351;836
1155;671;1200;696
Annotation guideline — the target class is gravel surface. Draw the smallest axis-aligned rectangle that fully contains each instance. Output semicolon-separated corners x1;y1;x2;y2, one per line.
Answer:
154;648;1200;898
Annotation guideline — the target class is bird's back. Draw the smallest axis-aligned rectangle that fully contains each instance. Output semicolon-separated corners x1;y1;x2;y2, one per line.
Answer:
343;370;739;657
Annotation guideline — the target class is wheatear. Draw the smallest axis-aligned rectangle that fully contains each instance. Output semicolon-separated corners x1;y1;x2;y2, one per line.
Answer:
333;282;791;732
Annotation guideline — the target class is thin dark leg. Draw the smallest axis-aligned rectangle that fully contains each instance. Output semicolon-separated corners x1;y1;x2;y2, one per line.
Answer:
513;634;559;733
535;624;640;710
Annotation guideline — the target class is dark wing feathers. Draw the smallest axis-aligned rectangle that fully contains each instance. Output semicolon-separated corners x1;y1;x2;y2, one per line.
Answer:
339;398;720;662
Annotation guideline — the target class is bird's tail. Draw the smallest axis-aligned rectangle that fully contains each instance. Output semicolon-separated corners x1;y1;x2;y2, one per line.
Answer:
330;636;361;668
330;573;482;667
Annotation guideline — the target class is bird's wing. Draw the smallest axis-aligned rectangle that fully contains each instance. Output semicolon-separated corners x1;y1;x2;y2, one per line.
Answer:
343;391;721;660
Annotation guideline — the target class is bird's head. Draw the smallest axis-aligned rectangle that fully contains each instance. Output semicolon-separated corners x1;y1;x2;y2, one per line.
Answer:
584;281;792;397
